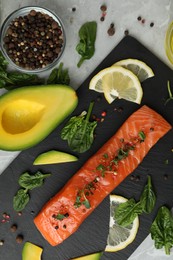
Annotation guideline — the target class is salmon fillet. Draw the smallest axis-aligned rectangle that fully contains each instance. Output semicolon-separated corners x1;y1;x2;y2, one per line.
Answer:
34;105;172;246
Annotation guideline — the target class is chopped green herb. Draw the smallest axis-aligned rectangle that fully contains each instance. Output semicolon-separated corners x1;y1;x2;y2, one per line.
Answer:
138;131;146;142
165;159;169;164
103;153;109;159
53;213;69;220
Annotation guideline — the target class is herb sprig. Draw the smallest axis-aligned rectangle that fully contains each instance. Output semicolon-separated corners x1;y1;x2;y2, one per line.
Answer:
13;171;51;211
165;80;173;105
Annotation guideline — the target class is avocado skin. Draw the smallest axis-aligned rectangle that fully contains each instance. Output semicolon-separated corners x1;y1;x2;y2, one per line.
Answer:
0;84;78;151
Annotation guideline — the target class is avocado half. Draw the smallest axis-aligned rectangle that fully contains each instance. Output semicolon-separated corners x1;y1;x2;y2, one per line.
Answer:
0;84;78;151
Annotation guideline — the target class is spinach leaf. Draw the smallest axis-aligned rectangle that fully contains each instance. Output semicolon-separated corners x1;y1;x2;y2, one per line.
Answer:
18;171;51;190
61;101;97;153
0;51;8;70
13;189;30;212
115;175;156;227
140;175;156;213
47;62;70;85
115;198;143;227
150;206;173;255
76;21;97;67
0;50;43;89
13;171;51;212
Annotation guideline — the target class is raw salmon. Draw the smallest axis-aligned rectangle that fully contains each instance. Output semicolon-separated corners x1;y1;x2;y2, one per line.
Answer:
34;105;172;246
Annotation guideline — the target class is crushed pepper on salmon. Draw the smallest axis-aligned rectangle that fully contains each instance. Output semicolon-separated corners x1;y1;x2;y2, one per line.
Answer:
34;105;172;246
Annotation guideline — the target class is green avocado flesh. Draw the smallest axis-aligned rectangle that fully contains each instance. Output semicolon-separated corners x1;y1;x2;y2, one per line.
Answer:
33;150;78;165
0;84;78;151
72;252;102;260
22;242;43;260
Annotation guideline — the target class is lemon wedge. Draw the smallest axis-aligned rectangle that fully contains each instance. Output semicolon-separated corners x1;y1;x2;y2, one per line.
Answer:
105;194;139;252
113;58;154;82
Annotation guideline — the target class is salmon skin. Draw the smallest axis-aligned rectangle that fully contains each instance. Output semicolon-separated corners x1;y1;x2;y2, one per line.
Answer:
34;105;172;246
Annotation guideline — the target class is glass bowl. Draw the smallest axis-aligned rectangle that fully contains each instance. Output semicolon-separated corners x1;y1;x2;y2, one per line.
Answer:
165;21;173;65
0;6;66;73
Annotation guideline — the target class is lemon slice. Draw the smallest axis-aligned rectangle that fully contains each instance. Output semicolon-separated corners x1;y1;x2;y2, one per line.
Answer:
105;194;139;252
113;58;154;82
101;66;143;104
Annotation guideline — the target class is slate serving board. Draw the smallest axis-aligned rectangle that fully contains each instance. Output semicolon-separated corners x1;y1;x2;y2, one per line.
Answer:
0;36;173;260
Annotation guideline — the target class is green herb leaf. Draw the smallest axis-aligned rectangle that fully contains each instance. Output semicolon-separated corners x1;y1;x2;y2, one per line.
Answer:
13;189;30;212
76;21;97;67
150;206;173;255
61;101;97;153
139;175;156;213
18;171;51;190
47;62;70;85
115;198;143;227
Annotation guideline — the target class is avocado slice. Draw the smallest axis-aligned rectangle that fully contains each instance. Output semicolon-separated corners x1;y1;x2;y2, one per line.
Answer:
0;84;78;151
72;252;102;260
33;150;78;165
22;242;43;260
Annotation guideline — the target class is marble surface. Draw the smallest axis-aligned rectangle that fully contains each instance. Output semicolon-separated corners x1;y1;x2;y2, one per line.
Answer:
0;0;173;174
0;1;172;258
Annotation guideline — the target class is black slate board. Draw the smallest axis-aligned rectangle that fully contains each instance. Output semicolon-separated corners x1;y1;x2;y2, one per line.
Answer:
0;36;173;260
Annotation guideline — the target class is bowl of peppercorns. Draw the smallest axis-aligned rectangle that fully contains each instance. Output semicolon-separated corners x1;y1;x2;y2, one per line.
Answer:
0;6;66;73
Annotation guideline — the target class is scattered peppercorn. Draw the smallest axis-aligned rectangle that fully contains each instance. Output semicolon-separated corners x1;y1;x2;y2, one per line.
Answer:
141;19;145;24
100;16;105;22
124;29;129;36
0;240;4;246
72;7;76;12
101;111;107;117
100;4;107;12
130;175;135;181
10;224;18;232
16;234;23;244
107;23;115;36
136;175;140;182
150;22;154;27
137;16;142;21
3;10;64;70
55;225;59;229
164;174;168;180
17;212;22;217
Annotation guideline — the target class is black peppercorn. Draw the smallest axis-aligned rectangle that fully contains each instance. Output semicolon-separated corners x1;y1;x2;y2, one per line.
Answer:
3;9;64;70
16;234;23;244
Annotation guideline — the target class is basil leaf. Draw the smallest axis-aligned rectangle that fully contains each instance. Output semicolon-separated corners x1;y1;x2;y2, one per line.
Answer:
76;21;97;67
13;189;30;212
115;198;143;227
47;63;70;85
150;206;173;255
140;175;156;213
18;171;51;190
61;102;97;153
